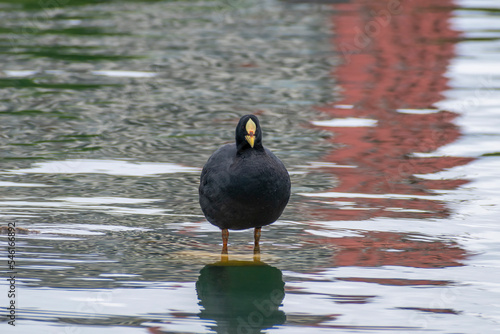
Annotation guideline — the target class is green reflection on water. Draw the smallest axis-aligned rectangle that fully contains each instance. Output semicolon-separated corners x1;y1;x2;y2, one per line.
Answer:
0;78;118;89
0;109;79;119
197;260;286;334
12;50;140;61
0;26;126;36
2;45;141;61
0;0;167;10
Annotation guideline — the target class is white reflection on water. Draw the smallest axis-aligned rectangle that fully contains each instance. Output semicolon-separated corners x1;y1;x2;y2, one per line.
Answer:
32;223;150;236
311;118;378;127
3;159;200;176
396;109;441;114
91;70;158;78
0;198;168;216
0;181;51;187
2;70;38;77
298;191;440;200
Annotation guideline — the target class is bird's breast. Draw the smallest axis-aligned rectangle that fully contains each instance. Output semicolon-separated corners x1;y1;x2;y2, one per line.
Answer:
226;160;287;203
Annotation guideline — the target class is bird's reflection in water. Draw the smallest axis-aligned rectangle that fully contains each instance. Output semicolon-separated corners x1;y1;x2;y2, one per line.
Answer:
196;257;285;334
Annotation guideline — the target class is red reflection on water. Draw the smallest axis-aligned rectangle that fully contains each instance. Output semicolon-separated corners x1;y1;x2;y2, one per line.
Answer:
306;0;474;220
302;0;472;272
313;231;467;268
336;277;452;286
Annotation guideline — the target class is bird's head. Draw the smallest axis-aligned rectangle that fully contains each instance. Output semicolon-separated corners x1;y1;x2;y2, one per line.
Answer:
236;114;263;150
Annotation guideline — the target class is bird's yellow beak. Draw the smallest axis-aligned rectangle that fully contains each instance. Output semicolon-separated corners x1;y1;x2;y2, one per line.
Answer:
245;119;256;148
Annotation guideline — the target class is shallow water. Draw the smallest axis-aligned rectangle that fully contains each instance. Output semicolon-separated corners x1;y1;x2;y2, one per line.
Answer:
1;0;500;333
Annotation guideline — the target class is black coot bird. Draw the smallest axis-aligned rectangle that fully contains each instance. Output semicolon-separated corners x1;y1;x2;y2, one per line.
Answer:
199;115;291;254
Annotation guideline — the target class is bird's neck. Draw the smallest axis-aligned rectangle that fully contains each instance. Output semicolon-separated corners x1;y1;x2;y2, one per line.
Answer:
236;143;264;155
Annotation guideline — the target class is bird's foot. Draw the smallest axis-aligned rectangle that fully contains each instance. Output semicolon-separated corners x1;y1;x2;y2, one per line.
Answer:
221;228;229;256
253;227;261;260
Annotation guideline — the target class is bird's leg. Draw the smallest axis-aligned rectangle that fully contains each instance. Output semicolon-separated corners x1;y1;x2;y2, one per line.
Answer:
221;229;229;255
254;227;261;256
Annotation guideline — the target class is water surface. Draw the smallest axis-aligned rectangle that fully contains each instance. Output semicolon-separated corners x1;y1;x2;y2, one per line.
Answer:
1;0;500;333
